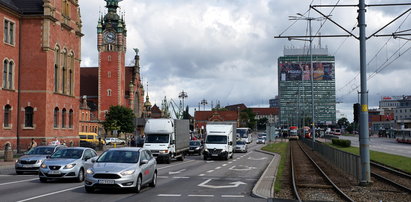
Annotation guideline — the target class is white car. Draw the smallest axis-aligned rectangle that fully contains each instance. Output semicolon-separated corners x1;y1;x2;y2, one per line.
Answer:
105;138;126;145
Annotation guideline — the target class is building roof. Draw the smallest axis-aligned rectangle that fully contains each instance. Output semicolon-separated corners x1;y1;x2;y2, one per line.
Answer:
250;108;279;116
194;111;238;122
225;104;247;112
0;0;43;14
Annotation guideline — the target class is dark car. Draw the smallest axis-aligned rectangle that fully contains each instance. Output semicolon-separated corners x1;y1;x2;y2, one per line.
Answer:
188;140;203;155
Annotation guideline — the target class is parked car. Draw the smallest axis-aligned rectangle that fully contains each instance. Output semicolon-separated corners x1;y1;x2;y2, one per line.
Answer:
84;147;157;193
15;145;66;174
39;147;97;182
256;137;266;144
105;137;126;145
79;132;105;149
188;140;203;155
235;140;248;153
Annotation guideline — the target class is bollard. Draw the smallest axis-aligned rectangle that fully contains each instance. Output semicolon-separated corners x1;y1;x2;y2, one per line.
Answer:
113;143;116;148
4;144;13;162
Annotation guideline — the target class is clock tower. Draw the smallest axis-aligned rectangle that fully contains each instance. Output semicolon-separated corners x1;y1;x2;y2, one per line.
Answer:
97;0;127;120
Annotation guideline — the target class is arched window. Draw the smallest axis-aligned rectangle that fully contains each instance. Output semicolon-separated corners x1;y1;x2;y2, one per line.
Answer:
8;61;13;89
108;55;111;61
69;52;74;96
24;106;33;127
54;46;60;92
62;49;67;94
107;89;112;96
107;71;111;78
2;60;7;88
4;105;11;127
54;107;59;128
62;108;66;128
69;109;73;128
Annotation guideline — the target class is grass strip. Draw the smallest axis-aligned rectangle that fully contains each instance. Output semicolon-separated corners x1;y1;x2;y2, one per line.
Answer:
261;142;288;193
327;143;411;173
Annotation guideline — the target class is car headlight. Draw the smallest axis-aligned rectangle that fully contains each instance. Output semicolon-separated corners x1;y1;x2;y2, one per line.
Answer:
37;159;43;164
159;150;168;154
64;163;76;169
40;163;47;168
86;168;94;174
15;159;19;163
204;148;208;152
120;170;135;175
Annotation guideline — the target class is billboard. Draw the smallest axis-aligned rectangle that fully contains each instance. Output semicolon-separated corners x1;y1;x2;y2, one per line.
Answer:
279;61;334;81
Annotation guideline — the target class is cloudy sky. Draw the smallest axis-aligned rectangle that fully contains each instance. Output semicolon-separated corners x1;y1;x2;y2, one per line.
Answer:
79;0;411;121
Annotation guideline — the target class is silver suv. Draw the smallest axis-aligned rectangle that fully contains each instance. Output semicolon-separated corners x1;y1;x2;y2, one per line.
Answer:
84;147;157;193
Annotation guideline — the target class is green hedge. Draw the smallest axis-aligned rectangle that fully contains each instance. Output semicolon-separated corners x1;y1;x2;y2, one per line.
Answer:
331;139;351;147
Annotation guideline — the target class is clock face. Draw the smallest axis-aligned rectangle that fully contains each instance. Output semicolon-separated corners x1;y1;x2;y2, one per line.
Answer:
103;31;116;44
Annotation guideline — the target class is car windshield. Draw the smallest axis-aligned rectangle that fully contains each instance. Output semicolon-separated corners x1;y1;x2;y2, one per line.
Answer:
258;133;266;138
145;134;169;143
51;149;83;159
236;141;245;145
27;147;54;155
190;141;200;146
236;129;248;138
97;150;140;163
205;135;227;144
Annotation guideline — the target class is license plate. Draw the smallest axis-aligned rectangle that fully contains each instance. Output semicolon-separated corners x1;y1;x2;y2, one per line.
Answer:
98;180;115;184
48;170;61;175
22;165;33;168
189;150;194;152
211;154;218;157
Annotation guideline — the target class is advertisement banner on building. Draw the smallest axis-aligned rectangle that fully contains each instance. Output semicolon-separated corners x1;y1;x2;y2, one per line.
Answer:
279;61;334;81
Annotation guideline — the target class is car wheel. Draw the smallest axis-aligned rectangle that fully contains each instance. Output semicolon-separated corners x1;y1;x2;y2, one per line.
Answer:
149;171;157;187
177;154;184;161
85;186;95;193
230;153;233;159
39;177;47;183
203;155;207;160
165;156;171;164
77;168;84;182
135;175;142;193
16;171;23;175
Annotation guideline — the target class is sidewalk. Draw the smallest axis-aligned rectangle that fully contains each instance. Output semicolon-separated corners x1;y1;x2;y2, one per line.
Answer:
0;159;16;175
252;149;280;199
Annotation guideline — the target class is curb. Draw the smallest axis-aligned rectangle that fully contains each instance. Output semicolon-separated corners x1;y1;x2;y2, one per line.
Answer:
252;149;280;199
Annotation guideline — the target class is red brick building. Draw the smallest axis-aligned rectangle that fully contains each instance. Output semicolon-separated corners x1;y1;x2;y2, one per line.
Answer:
1;0;82;152
194;111;239;131
80;0;144;135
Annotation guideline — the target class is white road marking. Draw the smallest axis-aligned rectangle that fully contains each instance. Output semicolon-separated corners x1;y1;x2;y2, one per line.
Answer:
17;185;83;202
215;167;221;170
158;160;195;170
188;195;214;197
207;170;214;173
221;195;245;198
198;179;246;189
0;178;38;186
199;174;205;176
158;194;181;197
173;176;190;179
222;164;228;167
228;162;233;164
157;176;169;179
168;169;186;175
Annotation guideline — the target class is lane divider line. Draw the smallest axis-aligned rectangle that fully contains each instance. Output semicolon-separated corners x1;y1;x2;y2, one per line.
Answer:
158;160;195;170
158;194;181;197
0;178;38;186
17;185;83;202
188;195;214;197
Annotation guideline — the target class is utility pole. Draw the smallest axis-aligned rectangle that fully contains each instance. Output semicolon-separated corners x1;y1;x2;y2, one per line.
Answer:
276;1;411;185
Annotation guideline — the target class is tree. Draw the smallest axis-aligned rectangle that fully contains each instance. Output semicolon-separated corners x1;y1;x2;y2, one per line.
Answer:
337;117;350;129
257;117;268;130
239;108;256;129
182;106;190;119
103;105;135;136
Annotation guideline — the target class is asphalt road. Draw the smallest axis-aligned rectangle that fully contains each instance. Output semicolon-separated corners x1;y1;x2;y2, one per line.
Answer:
338;135;411;158
0;141;271;202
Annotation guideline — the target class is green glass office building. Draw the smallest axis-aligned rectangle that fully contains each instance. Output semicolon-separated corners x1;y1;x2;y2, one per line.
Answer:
278;47;336;128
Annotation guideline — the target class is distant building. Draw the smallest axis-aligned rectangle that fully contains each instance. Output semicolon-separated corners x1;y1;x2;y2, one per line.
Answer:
269;96;279;108
250;108;279;124
277;47;336;127
395;96;411;128
194;111;238;131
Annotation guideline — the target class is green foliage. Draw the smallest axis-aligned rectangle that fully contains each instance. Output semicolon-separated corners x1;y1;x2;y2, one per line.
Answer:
103;105;135;134
257;117;268;130
331;138;351;147
337;117;350;129
239;108;256;129
182;105;190;119
261;142;288;193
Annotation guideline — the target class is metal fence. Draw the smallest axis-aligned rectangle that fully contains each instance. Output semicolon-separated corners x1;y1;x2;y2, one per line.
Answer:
302;138;361;182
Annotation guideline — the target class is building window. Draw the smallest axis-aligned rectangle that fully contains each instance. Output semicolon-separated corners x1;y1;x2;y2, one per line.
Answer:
62;0;70;17
62;49;67;94
2;59;13;89
69;109;73;128
54;46;60;92
107;89;112;96
69;70;73;95
25;107;33;127
108;55;111;61
62;108;66;128
4;104;11;127
108;71;111;78
54;107;59;128
4;19;15;45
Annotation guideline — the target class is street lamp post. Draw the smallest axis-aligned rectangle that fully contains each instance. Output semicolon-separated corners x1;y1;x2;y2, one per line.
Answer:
200;99;208;111
178;90;188;114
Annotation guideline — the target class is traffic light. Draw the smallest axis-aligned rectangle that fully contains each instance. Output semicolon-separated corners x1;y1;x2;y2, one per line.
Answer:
353;103;361;123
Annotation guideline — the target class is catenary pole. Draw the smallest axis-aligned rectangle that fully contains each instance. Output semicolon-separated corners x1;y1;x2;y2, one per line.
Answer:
358;0;371;185
309;19;316;147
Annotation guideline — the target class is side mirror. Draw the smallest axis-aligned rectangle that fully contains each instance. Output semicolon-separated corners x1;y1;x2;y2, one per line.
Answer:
140;159;148;165
46;155;51;159
171;140;176;144
91;158;96;163
229;141;233;145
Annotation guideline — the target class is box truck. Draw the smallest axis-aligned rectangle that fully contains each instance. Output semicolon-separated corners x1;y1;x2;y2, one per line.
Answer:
143;119;190;164
203;122;236;160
